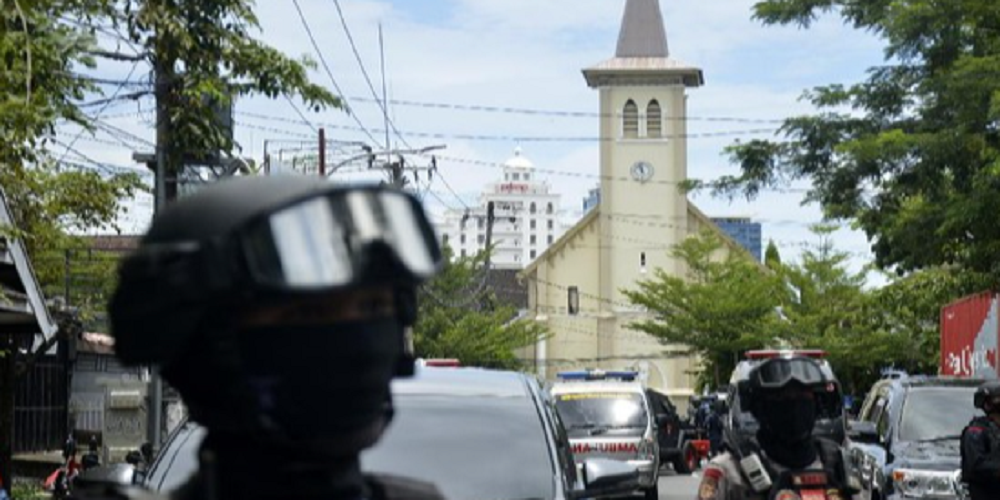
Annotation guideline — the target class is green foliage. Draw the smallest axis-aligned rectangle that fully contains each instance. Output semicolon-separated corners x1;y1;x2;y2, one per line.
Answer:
623;229;792;389
706;0;1000;283
11;479;46;500
415;248;548;370
120;0;341;164
624;226;983;394
764;240;781;270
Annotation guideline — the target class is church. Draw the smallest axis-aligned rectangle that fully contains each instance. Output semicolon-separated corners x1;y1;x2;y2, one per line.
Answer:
516;0;752;408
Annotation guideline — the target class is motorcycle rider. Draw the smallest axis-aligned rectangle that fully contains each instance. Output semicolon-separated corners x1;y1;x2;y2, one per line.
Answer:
79;176;446;500
695;356;860;500
961;380;1000;499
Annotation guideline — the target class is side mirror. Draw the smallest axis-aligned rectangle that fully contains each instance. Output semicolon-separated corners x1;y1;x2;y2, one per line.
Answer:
571;458;640;498
847;420;879;444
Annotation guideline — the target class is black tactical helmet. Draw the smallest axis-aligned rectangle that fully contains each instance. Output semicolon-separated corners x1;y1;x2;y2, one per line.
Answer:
742;356;834;415
974;380;1000;410
108;176;443;453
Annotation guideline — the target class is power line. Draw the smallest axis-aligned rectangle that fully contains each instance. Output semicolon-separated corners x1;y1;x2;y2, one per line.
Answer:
284;95;318;133
290;0;381;145
235;110;778;143
59;60;142;165
345;96;788;124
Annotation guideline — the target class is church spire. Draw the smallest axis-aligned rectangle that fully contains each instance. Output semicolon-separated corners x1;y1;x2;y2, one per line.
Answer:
615;0;669;58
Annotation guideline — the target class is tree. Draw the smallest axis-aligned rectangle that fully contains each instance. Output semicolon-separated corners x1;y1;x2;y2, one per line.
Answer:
764;239;782;270
702;0;1000;284
623;229;793;390
415;248;548;369
117;0;340;198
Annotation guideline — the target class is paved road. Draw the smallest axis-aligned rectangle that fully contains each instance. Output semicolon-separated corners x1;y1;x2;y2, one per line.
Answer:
657;467;700;500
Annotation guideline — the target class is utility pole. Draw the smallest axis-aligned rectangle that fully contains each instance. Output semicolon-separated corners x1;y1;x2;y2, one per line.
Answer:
480;201;496;311
148;48;173;453
318;128;326;177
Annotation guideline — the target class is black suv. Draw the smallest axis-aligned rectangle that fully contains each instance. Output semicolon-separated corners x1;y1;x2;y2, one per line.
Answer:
847;375;984;500
645;388;703;474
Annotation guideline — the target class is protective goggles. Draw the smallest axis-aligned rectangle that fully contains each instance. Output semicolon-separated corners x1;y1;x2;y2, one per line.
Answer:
750;357;829;389
122;186;443;295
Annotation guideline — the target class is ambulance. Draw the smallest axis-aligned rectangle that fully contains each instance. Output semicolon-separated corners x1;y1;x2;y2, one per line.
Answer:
549;369;661;500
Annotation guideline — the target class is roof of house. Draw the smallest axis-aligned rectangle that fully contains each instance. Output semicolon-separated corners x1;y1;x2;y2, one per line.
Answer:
0;188;57;340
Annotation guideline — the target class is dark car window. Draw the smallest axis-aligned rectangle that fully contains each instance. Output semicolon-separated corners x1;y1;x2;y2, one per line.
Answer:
148;382;562;500
555;392;648;437
897;387;979;442
361;393;557;500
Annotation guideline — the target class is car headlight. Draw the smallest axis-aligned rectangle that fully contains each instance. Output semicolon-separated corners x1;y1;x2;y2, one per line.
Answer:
891;468;957;498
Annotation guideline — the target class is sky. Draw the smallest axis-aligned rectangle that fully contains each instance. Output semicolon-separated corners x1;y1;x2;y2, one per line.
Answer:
63;0;893;287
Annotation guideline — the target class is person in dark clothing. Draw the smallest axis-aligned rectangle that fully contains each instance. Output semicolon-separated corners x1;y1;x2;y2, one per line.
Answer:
74;177;446;500
961;380;1000;500
695;356;860;500
706;401;725;456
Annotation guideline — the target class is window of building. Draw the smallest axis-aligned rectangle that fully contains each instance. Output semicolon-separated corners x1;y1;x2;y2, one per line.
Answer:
530;250;537;259
548;235;553;244
524;174;530;181
530;202;537;214
647;100;662;138
513;172;520;181
478;235;485;244
530;220;536;229
568;286;579;315
530;235;537;245
547;220;554;230
623;99;639;139
460;234;466;244
546;202;554;214
478;217;485;229
461;249;467;258
442;234;449;245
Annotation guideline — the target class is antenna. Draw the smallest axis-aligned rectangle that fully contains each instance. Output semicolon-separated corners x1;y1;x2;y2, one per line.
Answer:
378;24;391;173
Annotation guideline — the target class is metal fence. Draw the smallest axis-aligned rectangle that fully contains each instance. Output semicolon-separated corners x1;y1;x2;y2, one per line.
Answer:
14;344;69;453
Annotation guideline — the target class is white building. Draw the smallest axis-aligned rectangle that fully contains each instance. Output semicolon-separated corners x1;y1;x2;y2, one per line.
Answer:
436;148;570;269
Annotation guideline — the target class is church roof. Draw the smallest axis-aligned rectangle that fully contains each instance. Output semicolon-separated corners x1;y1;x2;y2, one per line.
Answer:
616;0;669;58
517;201;761;279
583;0;703;87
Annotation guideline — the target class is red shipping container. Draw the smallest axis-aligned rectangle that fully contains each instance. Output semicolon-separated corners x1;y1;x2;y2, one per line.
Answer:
941;291;999;378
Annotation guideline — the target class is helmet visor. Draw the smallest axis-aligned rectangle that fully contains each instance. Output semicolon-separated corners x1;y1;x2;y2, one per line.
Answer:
751;358;827;389
240;187;442;290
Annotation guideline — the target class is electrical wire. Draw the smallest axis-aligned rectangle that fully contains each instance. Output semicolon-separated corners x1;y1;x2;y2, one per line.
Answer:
59;60;142;165
290;0;381;145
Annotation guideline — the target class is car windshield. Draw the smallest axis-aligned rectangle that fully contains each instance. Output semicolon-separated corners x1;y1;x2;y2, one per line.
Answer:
898;387;980;442
150;395;558;500
361;394;556;500
554;392;648;437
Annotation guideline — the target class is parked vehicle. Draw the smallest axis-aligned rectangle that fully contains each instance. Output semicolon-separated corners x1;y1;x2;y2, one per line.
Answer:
645;388;710;474
847;374;983;500
941;291;1000;379
725;349;847;447
139;366;640;500
548;369;660;500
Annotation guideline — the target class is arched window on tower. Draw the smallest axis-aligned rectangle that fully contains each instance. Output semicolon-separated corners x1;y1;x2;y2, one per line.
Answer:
623;99;639;139
546;202;554;214
647;100;662;138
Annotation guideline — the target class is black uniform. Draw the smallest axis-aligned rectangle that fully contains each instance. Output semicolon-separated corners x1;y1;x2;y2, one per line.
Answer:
75;177;448;500
961;416;1000;500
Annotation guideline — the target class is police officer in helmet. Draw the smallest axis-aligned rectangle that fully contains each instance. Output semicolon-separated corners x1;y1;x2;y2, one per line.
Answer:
695;356;859;500
961;380;1000;499
92;176;446;500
